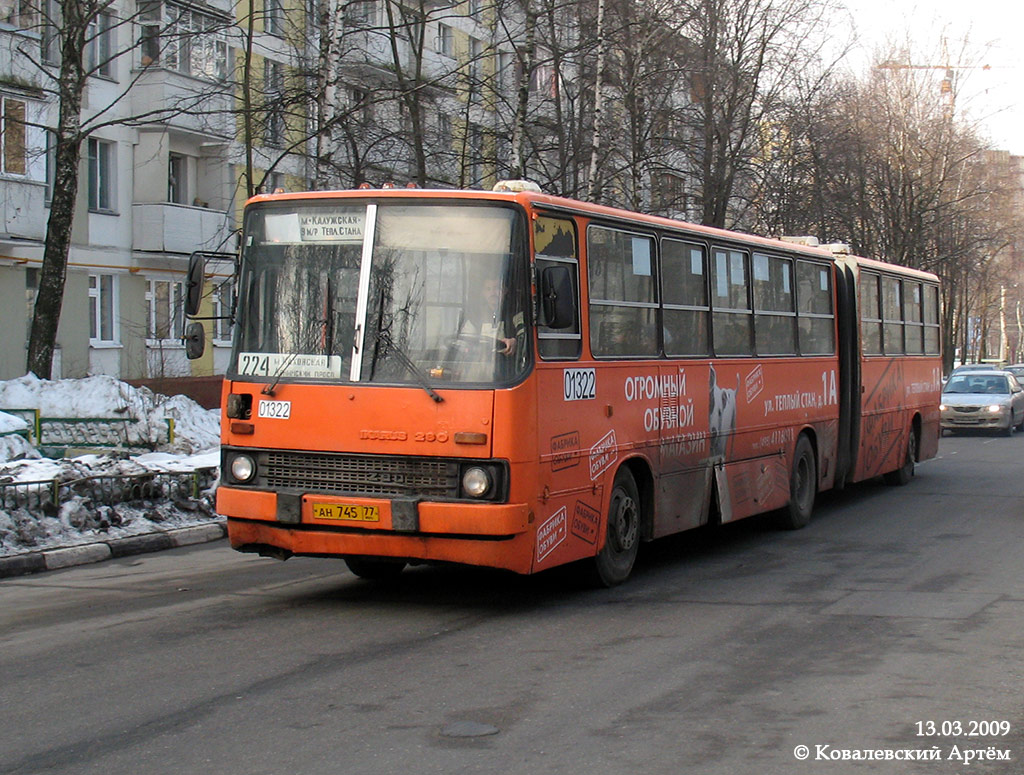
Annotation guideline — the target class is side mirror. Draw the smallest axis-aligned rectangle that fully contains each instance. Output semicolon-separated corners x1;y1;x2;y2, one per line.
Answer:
540;265;576;329
185;253;206;317
184;322;206;359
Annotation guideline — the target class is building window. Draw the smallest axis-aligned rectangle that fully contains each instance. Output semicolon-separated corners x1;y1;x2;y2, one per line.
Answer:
1;0;35;28
168;152;188;203
264;60;285;146
436;23;453;57
87;138;114;211
436;111;451;149
146;279;185;340
1;97;27;176
138;1;228;81
264;0;283;35
89;274;119;344
343;0;375;27
38;0;60;62
467;123;484;187
86;12;115;77
467;37;482;102
212;279;234;342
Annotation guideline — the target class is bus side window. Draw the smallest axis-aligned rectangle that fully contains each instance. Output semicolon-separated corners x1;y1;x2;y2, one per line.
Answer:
860;271;883;355
752;252;796;355
923;284;941;355
881;275;903;354
535;216;581;360
662;239;709;356
796;260;835;355
588;226;659;357
711;247;752;356
904;280;924;354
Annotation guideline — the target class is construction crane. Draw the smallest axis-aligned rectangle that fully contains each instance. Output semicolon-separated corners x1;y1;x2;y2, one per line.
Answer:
875;40;994;117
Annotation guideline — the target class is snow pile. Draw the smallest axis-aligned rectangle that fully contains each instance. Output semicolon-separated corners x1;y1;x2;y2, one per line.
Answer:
0;373;220;456
0;374;223;557
0;410;39;462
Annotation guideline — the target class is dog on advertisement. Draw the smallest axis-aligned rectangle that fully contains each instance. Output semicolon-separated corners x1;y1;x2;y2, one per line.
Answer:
709;365;738;459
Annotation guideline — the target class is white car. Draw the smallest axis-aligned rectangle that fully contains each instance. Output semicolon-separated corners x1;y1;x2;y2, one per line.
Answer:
940;371;1024;436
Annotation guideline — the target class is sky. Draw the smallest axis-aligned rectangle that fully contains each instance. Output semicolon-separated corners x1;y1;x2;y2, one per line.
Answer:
843;0;1024;155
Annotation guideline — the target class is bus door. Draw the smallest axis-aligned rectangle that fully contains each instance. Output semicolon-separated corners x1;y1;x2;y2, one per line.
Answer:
532;215;605;569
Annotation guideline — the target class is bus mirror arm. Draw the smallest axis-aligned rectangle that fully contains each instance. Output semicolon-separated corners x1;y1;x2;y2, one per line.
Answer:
540;266;576;329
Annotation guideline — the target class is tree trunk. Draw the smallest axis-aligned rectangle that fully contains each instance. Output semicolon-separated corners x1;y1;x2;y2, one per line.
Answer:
585;0;606;203
26;0;88;379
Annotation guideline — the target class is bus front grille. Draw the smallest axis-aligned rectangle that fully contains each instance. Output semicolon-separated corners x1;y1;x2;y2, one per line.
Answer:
262;451;460;498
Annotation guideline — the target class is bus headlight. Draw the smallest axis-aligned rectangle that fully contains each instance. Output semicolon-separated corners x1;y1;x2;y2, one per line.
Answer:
461;466;492;498
230;453;257;483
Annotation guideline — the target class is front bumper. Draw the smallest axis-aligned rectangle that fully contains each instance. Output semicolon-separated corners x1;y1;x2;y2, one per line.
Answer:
218;486;536;573
940;406;1009;430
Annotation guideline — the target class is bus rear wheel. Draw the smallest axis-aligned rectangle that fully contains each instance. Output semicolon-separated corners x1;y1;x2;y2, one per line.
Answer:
779;435;816;530
590;468;641;587
344;557;407;580
884;427;916;486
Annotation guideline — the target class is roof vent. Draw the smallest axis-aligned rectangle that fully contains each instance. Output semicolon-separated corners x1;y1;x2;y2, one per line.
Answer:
780;235;820;247
493;179;542;193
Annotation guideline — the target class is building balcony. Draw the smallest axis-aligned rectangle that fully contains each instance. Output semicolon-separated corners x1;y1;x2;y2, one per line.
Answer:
1;177;46;241
132;202;235;255
130;68;233;139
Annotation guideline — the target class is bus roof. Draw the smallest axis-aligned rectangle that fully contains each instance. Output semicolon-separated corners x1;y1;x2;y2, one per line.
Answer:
245;186;937;278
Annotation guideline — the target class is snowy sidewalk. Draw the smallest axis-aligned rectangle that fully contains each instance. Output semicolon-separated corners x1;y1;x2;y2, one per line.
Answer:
0;521;227;578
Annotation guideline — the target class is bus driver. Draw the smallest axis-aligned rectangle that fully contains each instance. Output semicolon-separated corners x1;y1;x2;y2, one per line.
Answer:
453;274;525;380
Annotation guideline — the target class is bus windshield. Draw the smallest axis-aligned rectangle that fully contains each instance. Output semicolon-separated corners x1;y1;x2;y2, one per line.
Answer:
232;201;531;387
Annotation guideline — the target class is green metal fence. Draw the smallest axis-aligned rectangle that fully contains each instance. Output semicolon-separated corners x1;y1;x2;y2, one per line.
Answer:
0;468;218;514
0;409;175;453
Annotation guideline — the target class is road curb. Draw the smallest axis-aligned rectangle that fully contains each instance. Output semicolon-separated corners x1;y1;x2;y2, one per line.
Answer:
0;522;228;580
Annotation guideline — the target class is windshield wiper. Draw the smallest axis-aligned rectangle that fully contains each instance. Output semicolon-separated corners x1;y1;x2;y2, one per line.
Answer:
367;288;442;403
370;326;443;403
262;351;300;396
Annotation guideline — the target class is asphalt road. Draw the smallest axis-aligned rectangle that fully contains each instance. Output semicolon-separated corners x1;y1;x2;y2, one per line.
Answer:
2;433;1023;775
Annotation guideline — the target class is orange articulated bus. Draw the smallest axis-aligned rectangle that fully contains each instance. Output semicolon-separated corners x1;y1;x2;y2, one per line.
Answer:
191;183;941;585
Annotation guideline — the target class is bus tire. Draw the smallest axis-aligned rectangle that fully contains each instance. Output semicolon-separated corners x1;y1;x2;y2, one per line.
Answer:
590;468;641;587
884;427;916;486
779;435;816;530
344;557;406;580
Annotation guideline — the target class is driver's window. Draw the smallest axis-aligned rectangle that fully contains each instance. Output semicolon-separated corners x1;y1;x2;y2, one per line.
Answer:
535;216;581;359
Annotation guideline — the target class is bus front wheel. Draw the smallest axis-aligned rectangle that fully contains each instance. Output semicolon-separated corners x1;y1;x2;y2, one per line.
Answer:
779;435;816;530
590;468;641;587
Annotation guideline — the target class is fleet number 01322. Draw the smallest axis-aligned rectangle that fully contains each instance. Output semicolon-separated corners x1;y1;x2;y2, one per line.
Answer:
258;400;291;419
564;368;596;401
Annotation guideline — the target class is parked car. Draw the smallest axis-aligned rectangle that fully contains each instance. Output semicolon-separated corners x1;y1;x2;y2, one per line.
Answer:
940;371;1024;436
1001;364;1024;382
